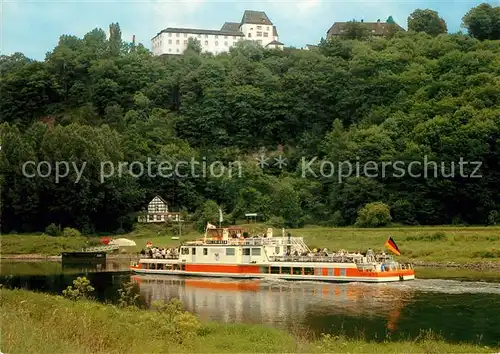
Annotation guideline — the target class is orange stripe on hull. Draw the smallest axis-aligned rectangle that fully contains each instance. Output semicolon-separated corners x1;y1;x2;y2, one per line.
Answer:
185;264;261;274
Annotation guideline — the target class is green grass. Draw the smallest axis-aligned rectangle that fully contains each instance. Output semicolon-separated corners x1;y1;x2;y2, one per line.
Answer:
0;234;100;255
0;289;496;354
2;223;500;265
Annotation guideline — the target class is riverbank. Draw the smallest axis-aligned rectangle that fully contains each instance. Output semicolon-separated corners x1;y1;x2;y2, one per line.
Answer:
0;289;496;353
2;224;499;267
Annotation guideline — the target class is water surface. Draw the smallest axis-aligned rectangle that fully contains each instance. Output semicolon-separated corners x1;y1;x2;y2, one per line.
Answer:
1;261;499;347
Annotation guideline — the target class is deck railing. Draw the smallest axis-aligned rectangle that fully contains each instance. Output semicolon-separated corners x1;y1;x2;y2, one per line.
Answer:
268;255;365;264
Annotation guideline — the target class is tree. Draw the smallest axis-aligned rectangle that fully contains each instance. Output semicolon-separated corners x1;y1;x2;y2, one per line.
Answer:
462;3;500;40
341;21;370;40
109;23;123;56
408;9;448;36
355;202;392;227
184;38;202;55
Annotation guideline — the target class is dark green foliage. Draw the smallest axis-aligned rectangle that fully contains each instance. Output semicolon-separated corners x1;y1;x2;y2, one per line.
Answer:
462;3;500;40
45;223;62;236
2;11;500;232
408;9;448;36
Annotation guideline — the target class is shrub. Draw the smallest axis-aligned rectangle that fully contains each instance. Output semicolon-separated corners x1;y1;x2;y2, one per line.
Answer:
488;210;500;225
355;202;392;228
152;298;202;344
62;227;81;237
267;216;285;228
62;277;94;300
45;223;62;236
329;210;346;227
118;281;142;308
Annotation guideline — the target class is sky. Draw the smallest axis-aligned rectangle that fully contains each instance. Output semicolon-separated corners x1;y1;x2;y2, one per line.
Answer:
1;0;492;60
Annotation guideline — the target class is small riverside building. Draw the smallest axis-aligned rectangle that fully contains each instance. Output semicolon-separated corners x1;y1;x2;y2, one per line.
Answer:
137;195;180;223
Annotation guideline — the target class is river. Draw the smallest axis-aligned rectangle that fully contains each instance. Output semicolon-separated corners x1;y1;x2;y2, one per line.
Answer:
1;260;499;347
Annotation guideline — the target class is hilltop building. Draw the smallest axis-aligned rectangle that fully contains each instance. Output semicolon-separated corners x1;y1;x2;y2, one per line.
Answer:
152;10;283;55
326;17;405;39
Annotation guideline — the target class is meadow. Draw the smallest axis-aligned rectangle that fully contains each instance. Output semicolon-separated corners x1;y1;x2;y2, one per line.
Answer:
2;223;500;265
0;289;496;354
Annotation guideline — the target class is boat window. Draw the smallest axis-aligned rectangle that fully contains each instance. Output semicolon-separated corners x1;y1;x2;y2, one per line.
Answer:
149;263;156;270
316;268;322;276
181;248;189;255
304;268;314;275
281;267;291;274
192;248;196;255
226;248;235;256
242;248;250;255
173;264;180;270
329;268;334;276
260;266;269;274
292;267;302;275
157;263;164;270
270;266;280;274
340;268;346;276
181;264;186;271
251;248;261;256
203;248;208;255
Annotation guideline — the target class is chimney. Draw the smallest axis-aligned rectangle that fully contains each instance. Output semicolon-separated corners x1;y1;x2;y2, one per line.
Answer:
132;34;136;46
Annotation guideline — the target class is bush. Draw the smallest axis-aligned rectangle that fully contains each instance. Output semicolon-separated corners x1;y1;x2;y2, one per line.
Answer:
45;223;62;236
355;202;392;228
267;216;285;228
62;277;94;300
488;210;500;225
62;227;81;237
118;281;142;308
328;210;346;227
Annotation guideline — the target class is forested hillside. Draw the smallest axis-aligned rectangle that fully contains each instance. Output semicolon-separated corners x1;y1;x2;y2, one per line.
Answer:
1;5;500;233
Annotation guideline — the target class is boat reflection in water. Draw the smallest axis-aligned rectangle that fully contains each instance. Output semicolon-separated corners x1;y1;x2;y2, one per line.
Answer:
131;275;413;338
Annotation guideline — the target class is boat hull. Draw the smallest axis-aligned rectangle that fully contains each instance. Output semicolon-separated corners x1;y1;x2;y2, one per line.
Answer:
130;265;415;283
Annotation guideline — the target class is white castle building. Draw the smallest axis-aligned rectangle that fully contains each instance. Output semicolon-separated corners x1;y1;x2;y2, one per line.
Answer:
151;10;284;56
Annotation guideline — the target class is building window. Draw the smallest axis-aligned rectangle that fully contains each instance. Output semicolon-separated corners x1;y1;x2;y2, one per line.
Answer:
184;40;187;44
203;248;208;255
257;25;262;30
226;248;235;256
243;248;250;255
168;48;171;52
257;40;262;44
215;35;218;39
205;34;208;38
176;33;180;37
215;41;218;46
168;39;172;44
168;33;172;37
176;49;179;53
233;36;237;40
248;33;252;38
224;41;228;46
251;248;261;256
224;35;228;39
257;32;262;37
250;27;253;30
176;40;179;44
184;33;187;37
267;26;270;31
204;40;208;45
263;32;268;37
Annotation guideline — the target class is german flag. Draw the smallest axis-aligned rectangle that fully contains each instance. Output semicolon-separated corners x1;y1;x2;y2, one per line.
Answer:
385;237;401;256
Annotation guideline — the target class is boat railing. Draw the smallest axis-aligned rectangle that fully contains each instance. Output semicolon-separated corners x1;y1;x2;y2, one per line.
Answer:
205;237;305;247
269;254;365;264
141;254;179;260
